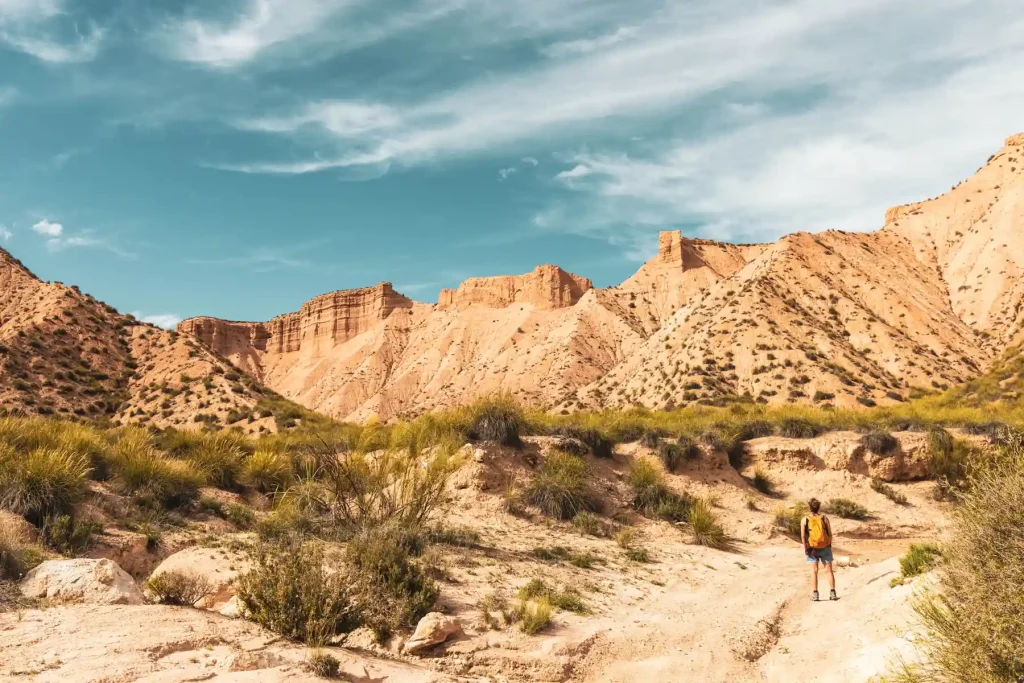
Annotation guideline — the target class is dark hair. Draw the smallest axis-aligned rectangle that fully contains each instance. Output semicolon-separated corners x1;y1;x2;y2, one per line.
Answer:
808;498;821;514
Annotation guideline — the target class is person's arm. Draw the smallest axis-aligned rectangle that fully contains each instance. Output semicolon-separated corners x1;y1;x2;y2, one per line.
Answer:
824;515;832;542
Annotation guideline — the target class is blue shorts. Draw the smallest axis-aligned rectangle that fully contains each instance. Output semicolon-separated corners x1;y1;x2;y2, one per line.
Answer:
806;547;833;564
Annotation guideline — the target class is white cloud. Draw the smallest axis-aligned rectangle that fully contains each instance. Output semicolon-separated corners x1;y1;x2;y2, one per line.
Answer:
498;166;517;181
32;218;62;236
521;157;539;167
132;312;182;329
555;164;593;181
540;25;638;58
0;0;104;63
0;224;12;242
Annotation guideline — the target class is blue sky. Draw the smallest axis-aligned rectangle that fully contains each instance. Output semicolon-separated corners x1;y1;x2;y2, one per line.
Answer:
1;0;1023;327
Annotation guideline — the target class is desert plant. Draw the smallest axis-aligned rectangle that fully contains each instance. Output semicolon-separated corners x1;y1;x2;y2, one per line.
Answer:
0;519;44;581
524;452;596;520
345;527;439;640
41;514;101;555
751;467;777;496
777;418;822;439
614;527;638;549
550;425;614;458
425;524;481;548
826;497;870;520
657;438;700;473
517;578;588;614
146;570;212;606
773;502;809;537
898;542;942;579
467;394;525;447
238;540;358;645
517;595;552;634
860;430;898;456
479;592;514;630
109;429;203;508
306;650;340;678
871;478;908;505
226;503;255;529
625;547;651;562
926;427;955;457
627;458;691;522
688;498;729;549
189;434;246;490
0;444;90;525
889;437;1024;682
246;449;294;493
571;511;604;537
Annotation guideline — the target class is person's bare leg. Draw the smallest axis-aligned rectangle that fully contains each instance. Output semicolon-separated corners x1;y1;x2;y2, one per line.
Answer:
826;563;835;590
811;562;819;594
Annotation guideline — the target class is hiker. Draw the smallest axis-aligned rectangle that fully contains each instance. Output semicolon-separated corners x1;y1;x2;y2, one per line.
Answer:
802;498;837;601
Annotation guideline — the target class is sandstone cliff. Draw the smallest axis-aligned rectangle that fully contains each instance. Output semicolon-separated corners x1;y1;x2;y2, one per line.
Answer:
172;134;1024;419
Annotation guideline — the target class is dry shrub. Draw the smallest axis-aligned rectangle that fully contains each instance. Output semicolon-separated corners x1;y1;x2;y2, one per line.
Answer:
777;418;822;439
871;478;908;505
861;430;899;456
773;502;808;538
826;497;870;520
108;429;203;508
0;518;44;581
892;436;1024;682
307;650;340;678
146;570;212;606
657;438;700;473
627;458;691;522
467;394;525;447
688;497;730;549
238;540;358;645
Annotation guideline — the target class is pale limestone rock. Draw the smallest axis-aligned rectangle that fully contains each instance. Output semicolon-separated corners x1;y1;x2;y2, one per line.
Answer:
402;613;463;654
21;558;144;605
148;545;251;610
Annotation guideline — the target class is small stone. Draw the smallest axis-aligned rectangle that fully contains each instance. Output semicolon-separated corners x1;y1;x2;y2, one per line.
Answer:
402;613;463;655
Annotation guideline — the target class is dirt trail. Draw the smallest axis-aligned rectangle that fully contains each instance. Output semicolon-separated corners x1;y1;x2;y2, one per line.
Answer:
564;540;919;682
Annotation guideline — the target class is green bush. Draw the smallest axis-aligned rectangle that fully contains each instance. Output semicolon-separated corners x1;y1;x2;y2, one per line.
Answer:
189;434;246;490
571;511;604;537
41;514;102;555
0;444;90;525
146;570;212;606
898;542;942;579
524;452;596;520
517;578;588;614
238;540;358;645
346;527;439;640
860;430;898;456
517;595;552;634
109;429;203;508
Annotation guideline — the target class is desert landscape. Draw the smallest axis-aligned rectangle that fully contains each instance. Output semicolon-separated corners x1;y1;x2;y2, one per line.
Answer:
1;131;1023;682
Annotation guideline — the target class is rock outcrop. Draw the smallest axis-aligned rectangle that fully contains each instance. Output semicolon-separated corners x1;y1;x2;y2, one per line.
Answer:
147;546;251;610
21;558;144;605
438;265;592;311
745;431;932;482
402;613;464;654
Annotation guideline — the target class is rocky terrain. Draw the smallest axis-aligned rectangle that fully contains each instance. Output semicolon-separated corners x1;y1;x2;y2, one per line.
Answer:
179;134;1024;422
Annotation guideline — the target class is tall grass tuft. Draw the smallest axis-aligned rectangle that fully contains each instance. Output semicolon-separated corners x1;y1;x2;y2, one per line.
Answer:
467;394;526;447
108;428;203;508
688;497;730;549
525;452;596;520
627;458;692;522
860;430;899;456
0;444;90;525
245;449;294;493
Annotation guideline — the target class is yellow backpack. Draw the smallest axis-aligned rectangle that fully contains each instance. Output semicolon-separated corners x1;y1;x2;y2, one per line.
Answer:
806;514;831;549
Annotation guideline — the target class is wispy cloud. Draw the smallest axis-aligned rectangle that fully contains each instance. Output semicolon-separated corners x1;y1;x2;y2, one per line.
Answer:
29;218;135;257
0;0;105;63
0;224;12;242
132;312;182;329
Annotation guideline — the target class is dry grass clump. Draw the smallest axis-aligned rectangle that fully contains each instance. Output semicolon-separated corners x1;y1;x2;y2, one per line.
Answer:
108;429;204;508
0;443;91;526
657;438;701;473
306;650;340;678
871;478;909;505
890;435;1024;682
524;452;597;520
467;394;526;447
0;518;45;581
773;502;809;537
777;418;822;439
146;570;212;606
688;497;730;549
626;458;691;522
860;430;899;456
516;578;588;626
245;449;294;493
826;497;870;520
751;467;777;496
517;595;552;634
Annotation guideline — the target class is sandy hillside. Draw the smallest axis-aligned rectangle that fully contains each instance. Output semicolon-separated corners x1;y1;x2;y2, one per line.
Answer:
1;433;952;682
179;134;1024;421
0;247;278;432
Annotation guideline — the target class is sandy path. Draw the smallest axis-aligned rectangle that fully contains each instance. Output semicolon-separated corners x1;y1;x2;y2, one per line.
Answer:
569;541;920;682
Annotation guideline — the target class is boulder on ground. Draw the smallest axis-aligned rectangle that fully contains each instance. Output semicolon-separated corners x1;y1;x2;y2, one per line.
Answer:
402;613;463;654
147;545;250;610
21;558;144;605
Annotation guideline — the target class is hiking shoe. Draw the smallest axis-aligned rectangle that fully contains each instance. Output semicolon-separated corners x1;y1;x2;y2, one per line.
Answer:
829;590;838;601
812;590;819;602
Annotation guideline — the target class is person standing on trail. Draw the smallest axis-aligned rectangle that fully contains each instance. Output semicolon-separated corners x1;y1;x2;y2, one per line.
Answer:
802;498;837;602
